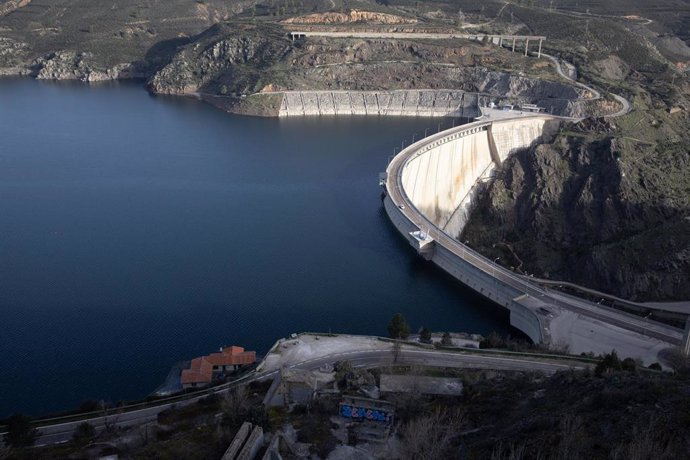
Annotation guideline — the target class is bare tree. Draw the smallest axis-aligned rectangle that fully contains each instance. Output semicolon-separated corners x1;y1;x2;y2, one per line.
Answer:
491;442;527;460
400;407;465;460
557;413;583;460
222;386;249;426
98;401;119;434
137;422;153;446
611;418;674;460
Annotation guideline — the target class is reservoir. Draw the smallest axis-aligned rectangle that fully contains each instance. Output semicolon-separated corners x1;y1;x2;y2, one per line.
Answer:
0;79;512;417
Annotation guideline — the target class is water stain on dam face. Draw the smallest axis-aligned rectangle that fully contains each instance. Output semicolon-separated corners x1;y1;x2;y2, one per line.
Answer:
0;78;513;417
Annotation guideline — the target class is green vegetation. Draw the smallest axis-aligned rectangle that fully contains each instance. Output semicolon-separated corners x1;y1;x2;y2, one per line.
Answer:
420;326;432;343
2;413;37;448
388;312;411;339
71;422;96;445
441;331;453;346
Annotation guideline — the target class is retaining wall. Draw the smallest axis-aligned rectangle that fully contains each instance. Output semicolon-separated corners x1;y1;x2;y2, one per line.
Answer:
278;90;479;118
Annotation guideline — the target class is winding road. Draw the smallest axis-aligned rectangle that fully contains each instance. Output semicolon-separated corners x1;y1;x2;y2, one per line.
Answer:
540;52;631;118
1;343;592;447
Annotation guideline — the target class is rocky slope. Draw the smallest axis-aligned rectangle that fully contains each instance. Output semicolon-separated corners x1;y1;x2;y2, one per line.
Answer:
0;0;30;18
0;0;264;77
282;9;417;25
0;2;596;116
145;22;593;117
462;117;690;301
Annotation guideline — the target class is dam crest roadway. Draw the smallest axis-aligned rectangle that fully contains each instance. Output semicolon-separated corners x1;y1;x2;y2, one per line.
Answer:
381;112;689;364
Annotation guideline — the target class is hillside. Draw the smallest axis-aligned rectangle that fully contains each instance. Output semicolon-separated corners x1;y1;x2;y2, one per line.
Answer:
8;357;690;459
459;3;690;302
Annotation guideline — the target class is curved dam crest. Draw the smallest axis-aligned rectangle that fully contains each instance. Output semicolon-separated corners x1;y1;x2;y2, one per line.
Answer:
383;114;684;361
386;115;555;343
401;116;559;238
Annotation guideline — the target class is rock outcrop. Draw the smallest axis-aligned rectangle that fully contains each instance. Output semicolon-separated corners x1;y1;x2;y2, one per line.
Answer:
0;36;29;74
0;0;31;18
147;24;286;95
32;51;146;81
462;118;690;301
282;10;417;25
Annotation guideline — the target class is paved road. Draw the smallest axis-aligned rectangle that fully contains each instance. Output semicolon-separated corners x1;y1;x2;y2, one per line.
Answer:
288;348;590;376
541;53;600;99
4;347;589;447
541;52;631;117
289;31;545;41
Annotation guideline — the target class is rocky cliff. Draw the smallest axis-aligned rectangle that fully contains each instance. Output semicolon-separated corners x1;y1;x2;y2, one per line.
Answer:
32;51;147;81
462;118;690;301
147;23;287;96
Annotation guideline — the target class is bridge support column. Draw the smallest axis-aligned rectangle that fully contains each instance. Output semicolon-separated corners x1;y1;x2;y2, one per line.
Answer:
682;317;690;356
512;38;516;52
499;37;503;47
524;39;529;56
537;39;543;58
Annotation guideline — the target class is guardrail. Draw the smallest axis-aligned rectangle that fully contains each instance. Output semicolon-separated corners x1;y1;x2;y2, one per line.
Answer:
0;366;262;432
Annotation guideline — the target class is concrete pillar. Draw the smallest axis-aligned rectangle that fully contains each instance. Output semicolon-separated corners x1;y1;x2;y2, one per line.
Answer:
512;38;516;52
499;37;503;47
524;39;529;56
682;316;690;356
538;39;542;58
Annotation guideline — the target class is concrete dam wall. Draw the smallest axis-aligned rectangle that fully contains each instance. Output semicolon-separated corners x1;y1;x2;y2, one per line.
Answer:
400;116;551;238
384;115;553;343
278;90;479;118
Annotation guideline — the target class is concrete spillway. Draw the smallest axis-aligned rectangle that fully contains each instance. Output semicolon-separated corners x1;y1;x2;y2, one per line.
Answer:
383;115;683;361
279;90;479;118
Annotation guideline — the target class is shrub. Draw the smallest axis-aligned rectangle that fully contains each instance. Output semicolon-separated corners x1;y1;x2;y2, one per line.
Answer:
420;327;432;344
388;313;410;339
72;422;96;445
3;413;37;448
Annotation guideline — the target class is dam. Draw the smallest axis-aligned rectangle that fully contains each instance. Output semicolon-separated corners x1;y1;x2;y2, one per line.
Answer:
278;90;479;118
382;113;687;363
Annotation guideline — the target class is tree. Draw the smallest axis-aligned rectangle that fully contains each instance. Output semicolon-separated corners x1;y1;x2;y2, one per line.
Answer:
388;313;410;339
3;413;37;448
400;408;465;459
72;422;96;445
419;327;432;344
334;360;354;387
441;332;453;346
647;362;663;371
479;331;506;349
595;350;622;376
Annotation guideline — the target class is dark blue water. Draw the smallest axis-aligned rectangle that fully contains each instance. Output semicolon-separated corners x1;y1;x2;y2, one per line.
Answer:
0;78;512;417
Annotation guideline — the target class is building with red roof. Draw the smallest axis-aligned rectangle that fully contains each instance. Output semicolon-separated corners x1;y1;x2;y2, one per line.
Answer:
181;346;256;389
